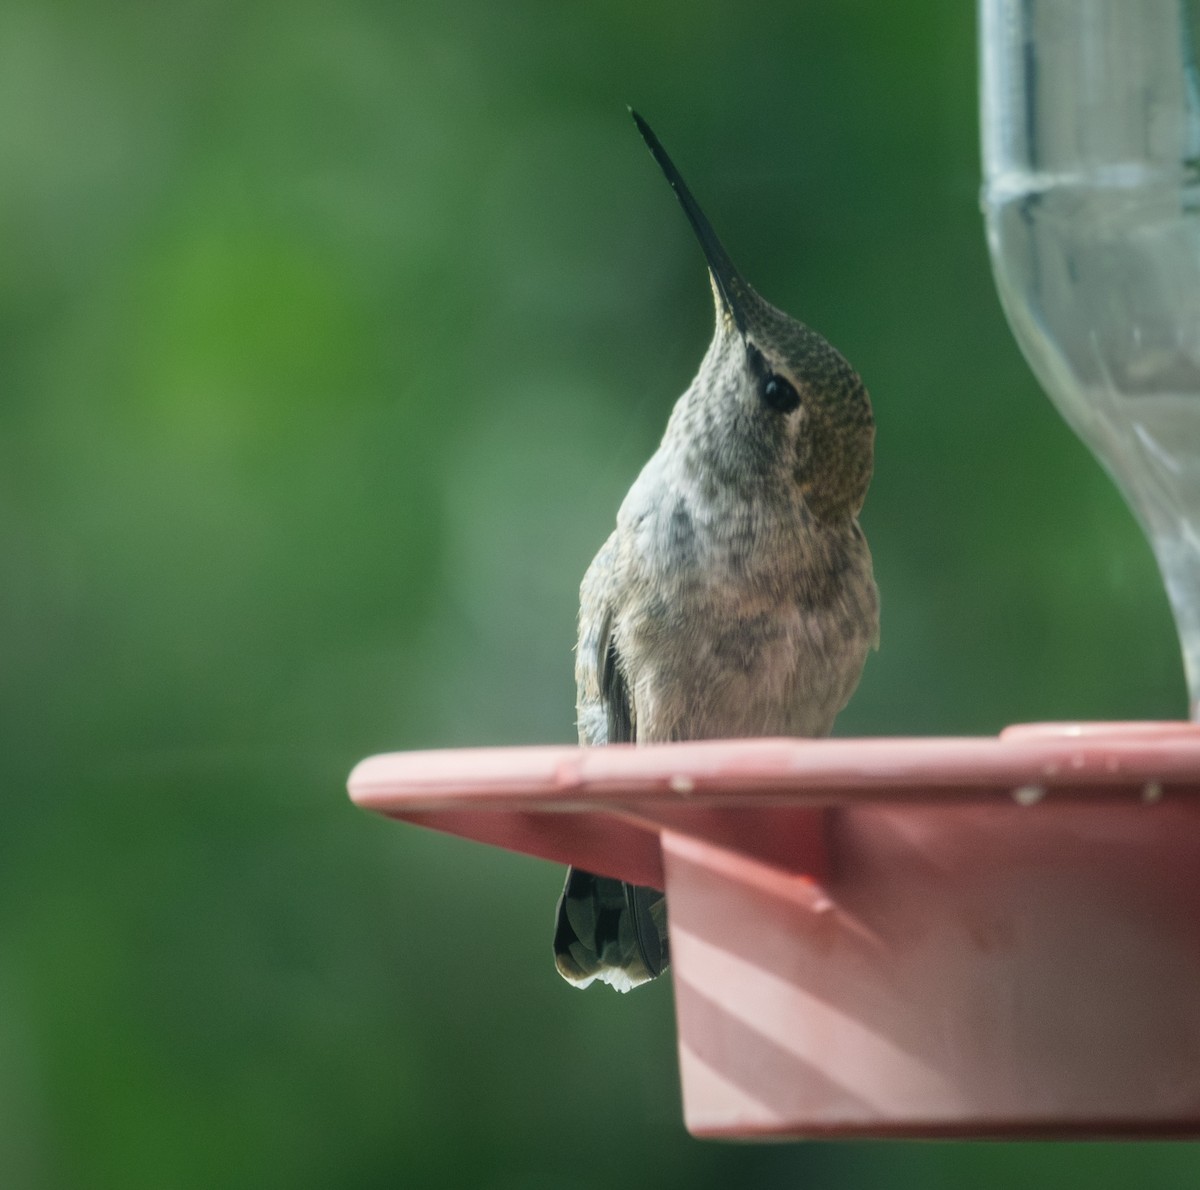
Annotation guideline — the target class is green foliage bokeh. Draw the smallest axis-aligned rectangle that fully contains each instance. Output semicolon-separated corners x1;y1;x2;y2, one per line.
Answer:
1;1;1193;1186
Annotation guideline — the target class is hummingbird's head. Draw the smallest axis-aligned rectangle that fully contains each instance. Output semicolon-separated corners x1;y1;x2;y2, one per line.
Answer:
631;110;874;521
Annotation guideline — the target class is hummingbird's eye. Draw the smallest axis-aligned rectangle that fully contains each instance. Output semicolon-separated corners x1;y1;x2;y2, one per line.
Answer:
746;343;802;414
761;373;801;414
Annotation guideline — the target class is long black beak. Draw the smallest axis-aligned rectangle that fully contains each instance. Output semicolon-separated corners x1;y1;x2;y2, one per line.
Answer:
630;109;749;335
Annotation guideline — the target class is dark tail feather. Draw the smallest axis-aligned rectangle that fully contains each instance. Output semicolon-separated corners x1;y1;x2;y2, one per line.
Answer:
553;867;669;992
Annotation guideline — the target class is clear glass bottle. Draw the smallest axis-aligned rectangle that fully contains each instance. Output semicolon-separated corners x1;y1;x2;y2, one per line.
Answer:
980;0;1200;716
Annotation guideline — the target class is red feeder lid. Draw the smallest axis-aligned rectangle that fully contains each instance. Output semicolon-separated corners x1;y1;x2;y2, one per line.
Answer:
349;723;1200;1140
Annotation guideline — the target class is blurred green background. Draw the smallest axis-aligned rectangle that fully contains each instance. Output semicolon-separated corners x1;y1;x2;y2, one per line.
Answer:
1;0;1195;1186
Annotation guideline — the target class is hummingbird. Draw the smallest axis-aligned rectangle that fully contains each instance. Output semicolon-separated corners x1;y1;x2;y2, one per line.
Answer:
553;111;878;992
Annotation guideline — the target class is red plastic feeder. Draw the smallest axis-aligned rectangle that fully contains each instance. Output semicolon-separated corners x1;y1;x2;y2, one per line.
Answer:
348;723;1200;1139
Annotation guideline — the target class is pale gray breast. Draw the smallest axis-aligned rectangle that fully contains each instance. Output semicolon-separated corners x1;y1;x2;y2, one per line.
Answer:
577;470;876;746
